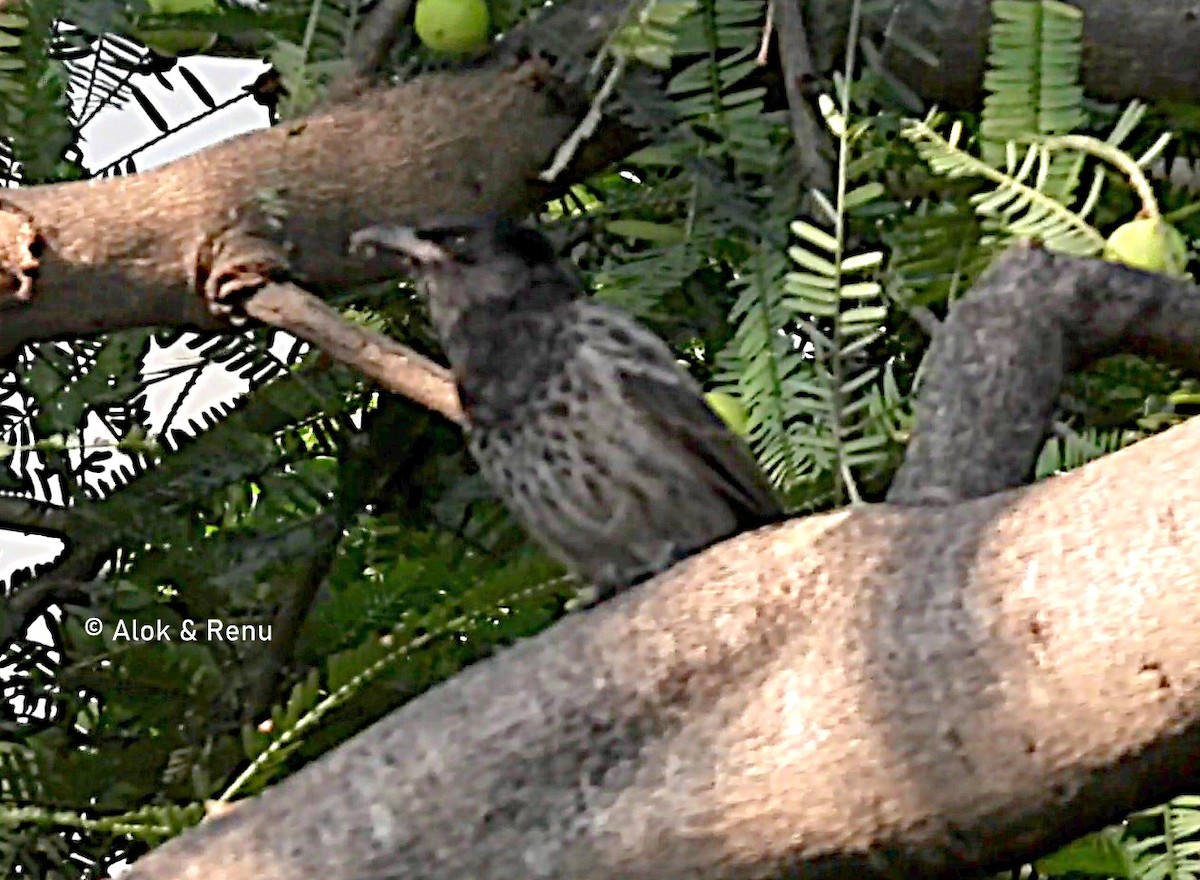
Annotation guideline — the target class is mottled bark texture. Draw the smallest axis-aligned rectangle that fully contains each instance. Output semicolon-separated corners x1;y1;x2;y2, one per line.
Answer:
1;2;1199;357
890;244;1200;503
120;241;1200;880
0;61;580;353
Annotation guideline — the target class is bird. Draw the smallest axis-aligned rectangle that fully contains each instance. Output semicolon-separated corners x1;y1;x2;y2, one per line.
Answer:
350;216;783;604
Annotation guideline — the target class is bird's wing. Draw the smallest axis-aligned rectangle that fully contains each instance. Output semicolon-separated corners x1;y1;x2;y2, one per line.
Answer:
584;307;783;523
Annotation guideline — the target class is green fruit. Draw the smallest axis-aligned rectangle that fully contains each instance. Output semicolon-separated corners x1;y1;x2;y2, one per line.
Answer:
137;0;218;56
147;0;217;13
705;391;750;436
1103;216;1189;276
414;0;490;53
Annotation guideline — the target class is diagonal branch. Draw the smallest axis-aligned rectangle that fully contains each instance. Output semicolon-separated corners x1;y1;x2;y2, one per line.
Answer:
891;245;1200;503
348;0;418;77
242;281;463;424
0;0;637;358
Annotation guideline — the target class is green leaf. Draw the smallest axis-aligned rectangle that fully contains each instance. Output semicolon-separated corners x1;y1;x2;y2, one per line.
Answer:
605;220;688;244
1035;827;1135;877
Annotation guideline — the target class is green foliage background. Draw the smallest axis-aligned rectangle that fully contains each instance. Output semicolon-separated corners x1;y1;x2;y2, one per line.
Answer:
0;0;1198;877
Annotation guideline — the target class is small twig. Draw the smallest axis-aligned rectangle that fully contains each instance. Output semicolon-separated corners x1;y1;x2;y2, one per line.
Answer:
771;0;833;192
1043;134;1163;219
242;282;464;425
1;576;94;646
0;497;67;532
539;56;627;183
755;0;774;65
348;0;417;78
907;304;941;336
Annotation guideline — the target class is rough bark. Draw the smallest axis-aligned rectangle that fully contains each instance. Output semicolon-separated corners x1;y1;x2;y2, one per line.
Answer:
0;2;1197;358
0;61;592;354
0;0;639;356
823;0;1200;110
121;413;1200;880
890;245;1200;504
111;241;1200;880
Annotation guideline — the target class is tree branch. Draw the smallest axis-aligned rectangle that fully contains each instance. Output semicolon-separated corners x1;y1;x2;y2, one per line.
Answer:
242;282;463;424
348;0;417;77
0;0;634;358
770;0;833;192
891;245;1200;503
115;243;1200;879
121;413;1200;880
869;0;1200;108
0;4;1196;877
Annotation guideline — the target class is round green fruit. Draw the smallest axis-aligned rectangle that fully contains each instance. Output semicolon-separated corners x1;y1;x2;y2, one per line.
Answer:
705;391;750;436
147;0;217;13
137;0;218;56
1103;216;1188;276
414;0;490;53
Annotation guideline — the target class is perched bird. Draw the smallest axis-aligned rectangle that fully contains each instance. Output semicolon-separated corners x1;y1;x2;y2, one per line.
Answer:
350;217;782;603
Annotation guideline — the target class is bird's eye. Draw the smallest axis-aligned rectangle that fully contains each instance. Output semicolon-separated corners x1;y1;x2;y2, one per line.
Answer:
419;228;472;250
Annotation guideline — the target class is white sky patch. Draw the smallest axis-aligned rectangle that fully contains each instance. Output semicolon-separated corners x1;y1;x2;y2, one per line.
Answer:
77;54;270;171
2;54;271;625
0;530;67;592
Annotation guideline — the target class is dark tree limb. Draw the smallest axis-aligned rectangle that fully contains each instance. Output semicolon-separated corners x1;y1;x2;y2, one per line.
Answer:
0;543;104;646
854;0;1200;109
245;512;343;721
348;0;417;77
890;245;1200;504
771;0;833;192
0;497;67;534
0;1;1194;362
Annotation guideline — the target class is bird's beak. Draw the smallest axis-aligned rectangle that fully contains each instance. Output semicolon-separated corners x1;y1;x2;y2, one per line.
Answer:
349;225;449;265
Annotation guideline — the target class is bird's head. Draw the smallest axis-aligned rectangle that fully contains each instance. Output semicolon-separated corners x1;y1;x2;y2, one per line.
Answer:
350;216;580;344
